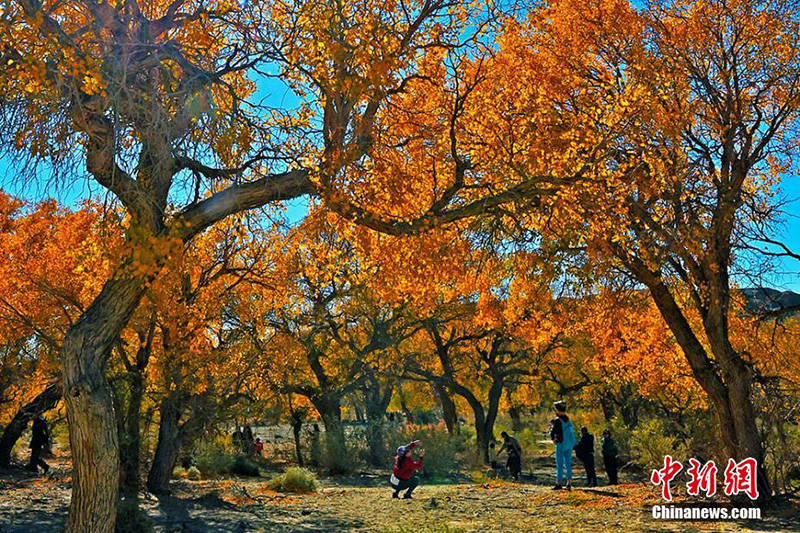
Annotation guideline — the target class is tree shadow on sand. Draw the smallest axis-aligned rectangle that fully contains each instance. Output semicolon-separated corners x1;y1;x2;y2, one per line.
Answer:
149;490;364;532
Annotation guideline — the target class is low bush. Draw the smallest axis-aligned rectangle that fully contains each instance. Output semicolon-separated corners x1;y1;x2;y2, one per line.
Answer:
194;438;234;477
320;431;356;475
115;499;154;533
629;418;689;470
268;467;318;493
231;455;260;477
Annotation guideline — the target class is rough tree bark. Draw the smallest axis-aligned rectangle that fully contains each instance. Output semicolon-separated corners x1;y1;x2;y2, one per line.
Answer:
62;274;150;533
146;399;181;494
646;279;771;499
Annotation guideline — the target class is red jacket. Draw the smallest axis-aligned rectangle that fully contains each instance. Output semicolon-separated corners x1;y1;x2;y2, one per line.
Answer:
393;454;423;480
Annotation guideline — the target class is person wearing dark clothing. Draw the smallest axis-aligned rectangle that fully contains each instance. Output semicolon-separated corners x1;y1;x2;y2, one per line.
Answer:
601;429;619;485
390;440;425;499
243;425;255;454
549;401;576;490
574;426;597;487
28;416;50;474
498;431;522;481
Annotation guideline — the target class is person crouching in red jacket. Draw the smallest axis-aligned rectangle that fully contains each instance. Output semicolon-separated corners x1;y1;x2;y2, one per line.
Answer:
390;440;425;499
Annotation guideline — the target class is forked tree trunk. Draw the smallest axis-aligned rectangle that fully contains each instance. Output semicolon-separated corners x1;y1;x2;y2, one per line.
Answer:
0;383;61;467
62;274;149;533
648;280;771;499
456;378;502;464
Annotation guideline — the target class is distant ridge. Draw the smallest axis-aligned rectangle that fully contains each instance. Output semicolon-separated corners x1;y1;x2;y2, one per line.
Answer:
739;287;800;316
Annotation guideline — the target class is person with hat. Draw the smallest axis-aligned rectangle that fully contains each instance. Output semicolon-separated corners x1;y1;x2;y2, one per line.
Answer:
390;440;425;499
549;400;576;490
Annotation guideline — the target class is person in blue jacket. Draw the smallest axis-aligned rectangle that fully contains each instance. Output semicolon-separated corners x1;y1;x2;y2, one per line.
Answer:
549;400;576;490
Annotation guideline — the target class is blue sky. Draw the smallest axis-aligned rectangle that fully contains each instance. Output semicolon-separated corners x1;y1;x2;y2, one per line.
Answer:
3;155;799;291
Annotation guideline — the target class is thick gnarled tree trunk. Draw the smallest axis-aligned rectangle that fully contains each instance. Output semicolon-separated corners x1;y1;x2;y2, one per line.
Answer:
62;274;149;533
647;280;770;499
314;395;347;474
364;383;393;467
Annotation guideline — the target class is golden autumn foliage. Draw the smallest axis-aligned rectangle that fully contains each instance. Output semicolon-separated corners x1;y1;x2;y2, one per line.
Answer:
0;193;120;420
3;0;800;526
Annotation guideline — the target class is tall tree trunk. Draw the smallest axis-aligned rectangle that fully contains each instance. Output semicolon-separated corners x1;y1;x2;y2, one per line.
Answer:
508;406;522;433
118;371;144;498
291;415;304;467
455;377;502;464
364;385;392;468
145;399;181;494
433;383;458;435
0;383;61;467
63;274;149;533
482;378;503;461
456;390;488;463
316;395;347;474
473;407;489;464
719;347;770;498
647;280;771;499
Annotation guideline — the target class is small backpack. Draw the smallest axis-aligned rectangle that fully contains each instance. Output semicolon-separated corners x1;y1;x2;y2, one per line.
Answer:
562;418;577;449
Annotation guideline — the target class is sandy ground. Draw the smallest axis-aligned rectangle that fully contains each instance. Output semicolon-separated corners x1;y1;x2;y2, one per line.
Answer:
1;456;798;532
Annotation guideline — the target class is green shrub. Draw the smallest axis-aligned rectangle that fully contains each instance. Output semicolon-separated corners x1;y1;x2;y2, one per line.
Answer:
469;469;491;483
385;422;467;479
629;418;689;470
115;499;154;533
320;431;354;475
194;439;234;477
510;426;550;457
231;455;260;477
607;416;634;463
187;466;201;480
268;467;318;493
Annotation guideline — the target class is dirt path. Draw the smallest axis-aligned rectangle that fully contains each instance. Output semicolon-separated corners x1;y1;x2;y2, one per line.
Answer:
1;460;798;532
